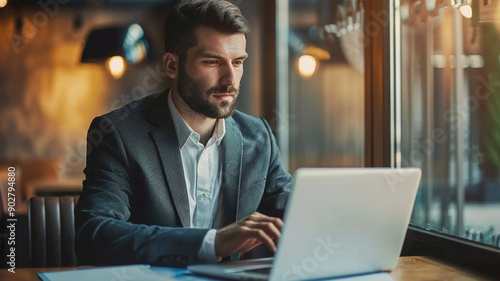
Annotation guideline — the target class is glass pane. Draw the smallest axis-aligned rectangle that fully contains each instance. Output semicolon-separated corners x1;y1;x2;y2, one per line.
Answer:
397;0;500;248
285;0;365;173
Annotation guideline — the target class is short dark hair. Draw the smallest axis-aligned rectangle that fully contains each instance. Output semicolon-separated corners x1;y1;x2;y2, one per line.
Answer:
164;0;251;61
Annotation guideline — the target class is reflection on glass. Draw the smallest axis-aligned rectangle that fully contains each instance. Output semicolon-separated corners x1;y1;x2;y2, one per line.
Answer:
397;1;500;248
285;0;365;173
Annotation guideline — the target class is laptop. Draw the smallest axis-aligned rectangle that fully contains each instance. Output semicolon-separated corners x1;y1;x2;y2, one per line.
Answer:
188;168;422;281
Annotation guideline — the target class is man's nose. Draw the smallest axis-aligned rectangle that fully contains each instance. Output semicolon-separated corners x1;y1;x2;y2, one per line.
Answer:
220;63;236;86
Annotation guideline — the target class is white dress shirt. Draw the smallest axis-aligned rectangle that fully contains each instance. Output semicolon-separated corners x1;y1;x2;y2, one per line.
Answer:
167;92;224;262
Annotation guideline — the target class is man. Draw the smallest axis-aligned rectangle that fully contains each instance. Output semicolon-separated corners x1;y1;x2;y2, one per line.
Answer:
75;0;293;267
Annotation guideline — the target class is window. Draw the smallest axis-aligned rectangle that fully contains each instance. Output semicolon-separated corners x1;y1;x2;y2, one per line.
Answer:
278;0;500;265
396;0;500;250
277;0;365;173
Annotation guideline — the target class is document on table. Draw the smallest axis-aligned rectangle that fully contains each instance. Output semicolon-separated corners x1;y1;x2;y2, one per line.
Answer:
38;265;166;281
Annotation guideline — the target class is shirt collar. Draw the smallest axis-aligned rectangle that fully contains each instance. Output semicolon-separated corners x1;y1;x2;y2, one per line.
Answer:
167;90;226;148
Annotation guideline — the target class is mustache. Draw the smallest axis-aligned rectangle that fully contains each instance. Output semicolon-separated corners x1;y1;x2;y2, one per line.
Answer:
207;85;238;95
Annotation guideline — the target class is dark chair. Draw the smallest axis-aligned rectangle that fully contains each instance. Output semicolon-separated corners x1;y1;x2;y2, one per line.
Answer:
28;196;78;267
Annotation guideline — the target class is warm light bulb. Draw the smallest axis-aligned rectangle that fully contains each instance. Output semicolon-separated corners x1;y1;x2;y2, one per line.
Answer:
0;0;8;8
459;5;472;19
107;56;126;79
298;55;317;78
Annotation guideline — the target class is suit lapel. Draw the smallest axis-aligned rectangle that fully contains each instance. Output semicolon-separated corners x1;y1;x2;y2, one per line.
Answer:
148;91;190;228
221;117;243;226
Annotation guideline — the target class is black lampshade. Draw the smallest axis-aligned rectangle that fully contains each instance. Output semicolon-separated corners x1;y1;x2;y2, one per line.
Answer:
81;23;153;64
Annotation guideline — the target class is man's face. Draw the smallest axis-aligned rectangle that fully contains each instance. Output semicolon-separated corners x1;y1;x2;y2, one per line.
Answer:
176;26;247;119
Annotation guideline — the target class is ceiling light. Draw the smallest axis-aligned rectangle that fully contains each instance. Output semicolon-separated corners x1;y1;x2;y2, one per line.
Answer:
107;56;127;79
81;23;152;65
459;5;473;18
298;55;317;78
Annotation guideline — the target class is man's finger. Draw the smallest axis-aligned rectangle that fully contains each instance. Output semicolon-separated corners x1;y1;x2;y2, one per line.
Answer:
246;228;277;252
245;221;281;240
246;213;284;231
238;239;263;253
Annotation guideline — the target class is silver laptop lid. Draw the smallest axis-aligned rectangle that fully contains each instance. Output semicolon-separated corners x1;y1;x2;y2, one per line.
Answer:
269;168;421;281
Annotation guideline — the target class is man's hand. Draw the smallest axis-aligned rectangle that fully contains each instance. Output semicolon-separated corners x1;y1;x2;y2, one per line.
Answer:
214;212;283;258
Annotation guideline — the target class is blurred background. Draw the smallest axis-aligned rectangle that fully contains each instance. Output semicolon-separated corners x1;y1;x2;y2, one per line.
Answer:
1;0;499;269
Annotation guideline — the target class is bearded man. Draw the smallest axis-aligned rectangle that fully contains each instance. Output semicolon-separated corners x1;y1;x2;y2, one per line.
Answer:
74;0;293;267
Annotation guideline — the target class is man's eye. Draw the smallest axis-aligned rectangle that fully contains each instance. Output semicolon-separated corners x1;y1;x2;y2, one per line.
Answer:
234;61;243;66
205;60;218;64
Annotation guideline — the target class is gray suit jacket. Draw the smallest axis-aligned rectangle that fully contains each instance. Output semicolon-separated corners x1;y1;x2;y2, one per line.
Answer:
74;90;292;267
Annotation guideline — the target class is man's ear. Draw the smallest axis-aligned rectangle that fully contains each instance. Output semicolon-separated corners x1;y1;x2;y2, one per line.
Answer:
163;52;179;79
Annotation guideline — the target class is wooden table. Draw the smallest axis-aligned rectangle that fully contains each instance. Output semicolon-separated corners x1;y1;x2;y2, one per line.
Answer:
391;256;493;281
0;256;494;281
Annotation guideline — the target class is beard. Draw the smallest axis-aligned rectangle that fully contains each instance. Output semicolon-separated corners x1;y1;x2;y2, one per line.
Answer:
177;64;239;119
